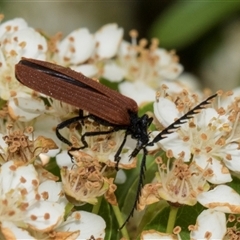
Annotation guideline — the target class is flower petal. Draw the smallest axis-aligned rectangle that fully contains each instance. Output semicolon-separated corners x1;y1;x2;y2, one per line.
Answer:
8;92;46;121
119;81;155;105
71;64;98;78
103;62;125;82
141;229;178;240
26;201;64;231
58;211;106;239
56;28;95;65
223;143;240;172
95;23;123;59
190;209;226;240
154;97;181;127
194;155;232;184
1;221;36;240
197;185;240;213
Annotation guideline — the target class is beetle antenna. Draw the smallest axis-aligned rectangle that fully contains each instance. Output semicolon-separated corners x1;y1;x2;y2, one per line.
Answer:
119;147;148;230
149;93;217;144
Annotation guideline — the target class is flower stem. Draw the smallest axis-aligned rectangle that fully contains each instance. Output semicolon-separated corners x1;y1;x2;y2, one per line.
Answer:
166;205;179;233
92;196;103;214
111;204;130;240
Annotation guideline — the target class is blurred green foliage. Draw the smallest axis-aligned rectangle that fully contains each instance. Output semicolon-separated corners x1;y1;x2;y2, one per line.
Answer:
149;1;240;50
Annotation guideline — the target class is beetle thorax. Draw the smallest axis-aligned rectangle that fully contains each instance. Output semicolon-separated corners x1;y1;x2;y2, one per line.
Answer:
128;112;152;147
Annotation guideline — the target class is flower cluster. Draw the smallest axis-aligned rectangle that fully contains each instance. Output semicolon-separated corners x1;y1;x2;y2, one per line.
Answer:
0;14;240;239
139;89;240;239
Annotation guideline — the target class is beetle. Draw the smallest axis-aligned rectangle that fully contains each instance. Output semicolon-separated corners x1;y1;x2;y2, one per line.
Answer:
15;58;217;228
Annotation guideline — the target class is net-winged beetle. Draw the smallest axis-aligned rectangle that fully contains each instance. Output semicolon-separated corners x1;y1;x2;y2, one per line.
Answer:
15;58;217;228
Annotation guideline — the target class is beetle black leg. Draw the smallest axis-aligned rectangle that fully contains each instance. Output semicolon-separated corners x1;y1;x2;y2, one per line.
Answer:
80;128;117;149
56;115;87;146
114;130;128;170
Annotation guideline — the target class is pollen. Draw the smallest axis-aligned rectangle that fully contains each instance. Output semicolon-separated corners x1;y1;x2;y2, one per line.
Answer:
35;193;41;201
38;44;43;50
9;164;17;171
19;202;29;211
129;29;138;39
75;212;81;220
183;136;189;142
41;191;49;200
20;188;28;196
205;146;212;153
226;154;232;160
19;41;26;48
30;215;37;221
217;107;226;115
5;25;11;32
189;122;196;128
8;210;15;216
68;36;75;42
2;199;8;205
10;49;17;57
166;149;173;158
44;213;50;220
200;133;207;140
173;226;181;234
70;46;75;53
188;225;196;231
204;231;212;239
228;214;235;222
30;179;38;188
20;176;27;183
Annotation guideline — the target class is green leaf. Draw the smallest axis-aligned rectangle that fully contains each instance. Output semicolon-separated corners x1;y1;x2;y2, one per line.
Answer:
176;203;205;239
137;201;169;237
150;1;240;49
227;174;240;194
138;101;153;118
98;199;120;239
100;78;120;91
144;203;205;239
0;98;7;110
44;157;61;179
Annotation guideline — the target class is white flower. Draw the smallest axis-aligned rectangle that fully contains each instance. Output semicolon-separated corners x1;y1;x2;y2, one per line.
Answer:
155;48;183;80
119;81;155;105
0;24;47;63
0;161;65;236
2;28;46;62
0;18;28;37
56;119;136;169
94;23;123;59
138;158;210;210
188;177;240;239
102;61;125;82
8;92;46;121
57;150;118;206
197;185;240;213
153;91;240;184
1;221;36;240
71;64;98;78
56;211;106;240
0;17;47;100
117;38;183;86
54;28;95;65
189;209;226;239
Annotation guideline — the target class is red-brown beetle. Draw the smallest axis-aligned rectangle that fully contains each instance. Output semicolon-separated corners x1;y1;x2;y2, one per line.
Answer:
15;58;217;228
